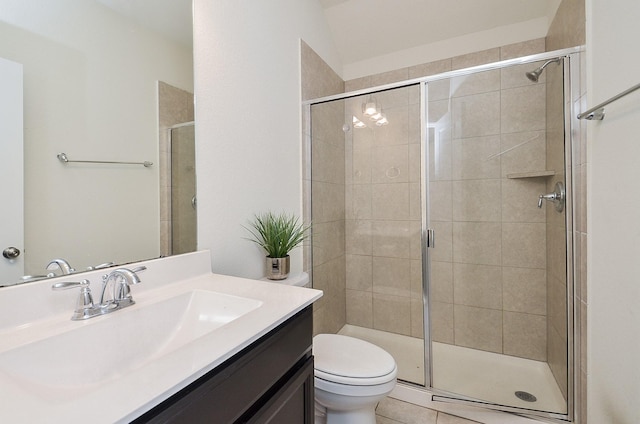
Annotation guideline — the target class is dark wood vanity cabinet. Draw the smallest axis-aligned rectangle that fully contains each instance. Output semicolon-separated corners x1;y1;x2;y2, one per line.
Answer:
133;306;314;424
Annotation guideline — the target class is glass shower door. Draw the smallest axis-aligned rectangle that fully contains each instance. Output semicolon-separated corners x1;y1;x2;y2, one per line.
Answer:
425;58;571;418
170;123;197;255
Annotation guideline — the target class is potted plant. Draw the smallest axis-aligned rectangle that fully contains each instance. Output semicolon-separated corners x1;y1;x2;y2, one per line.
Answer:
244;211;311;280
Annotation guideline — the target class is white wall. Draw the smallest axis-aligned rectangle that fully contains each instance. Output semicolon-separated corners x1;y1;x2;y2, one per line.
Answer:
587;0;640;422
0;0;193;275
193;0;341;278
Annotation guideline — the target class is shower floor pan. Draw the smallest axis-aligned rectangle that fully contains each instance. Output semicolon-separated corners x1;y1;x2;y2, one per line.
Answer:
338;324;566;414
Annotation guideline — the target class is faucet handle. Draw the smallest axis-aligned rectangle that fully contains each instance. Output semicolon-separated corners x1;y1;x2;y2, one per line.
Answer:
52;280;90;291
131;265;147;274
86;262;115;271
52;279;102;320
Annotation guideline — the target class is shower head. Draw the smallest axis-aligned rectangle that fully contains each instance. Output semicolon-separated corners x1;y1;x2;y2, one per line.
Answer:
525;58;561;82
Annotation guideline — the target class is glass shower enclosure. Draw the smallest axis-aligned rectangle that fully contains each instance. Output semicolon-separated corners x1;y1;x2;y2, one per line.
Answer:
306;49;579;421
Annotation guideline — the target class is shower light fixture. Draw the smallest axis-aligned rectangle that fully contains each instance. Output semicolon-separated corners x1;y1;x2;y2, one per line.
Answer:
362;96;379;117
375;114;389;126
352;116;366;129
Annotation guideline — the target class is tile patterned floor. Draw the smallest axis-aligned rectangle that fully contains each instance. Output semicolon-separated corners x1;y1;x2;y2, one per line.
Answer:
376;398;481;424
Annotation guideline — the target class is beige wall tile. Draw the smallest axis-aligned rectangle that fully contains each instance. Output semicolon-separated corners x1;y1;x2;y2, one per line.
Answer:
501;178;547;223
373;256;412;297
373;105;410;146
453;222;502;266
346;254;372;291
300;40;344;101
453;263;502;309
376;86;412;110
500;130;547;177
312;256;346;311
451;135;501;180
450;69;500;98
428;79;452;102
372;183;410;220
371;144;409;183
312;140;345;184
454;305;502;353
411;297;425;338
431;261;453;303
408;83;421;106
410;182;421;220
371;220;412;258
373;293;412;335
452;179;502;222
547;324;568;398
451;48;500;70
409;58;452;79
500;38;545;60
503;267;547;315
346;289;373;327
348;183;372;220
504;311;547;361
431;301;454;344
345;219;372;255
311;101;346;148
410;258;423;298
502;222;546;268
547;221;567;282
452;91;501;138
312;181;345;223
408;103;422;144
429;181;452;222
312;220;345;266
548;275;568;337
430;221;453;262
545;0;585;51
501;84;546;134
352;144;372;183
370;68;409;86
410;221;423;260
409;143;421;182
344;76;369;92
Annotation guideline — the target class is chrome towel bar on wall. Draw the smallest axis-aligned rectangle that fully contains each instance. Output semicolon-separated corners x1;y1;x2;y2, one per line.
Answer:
57;152;153;167
578;82;640;120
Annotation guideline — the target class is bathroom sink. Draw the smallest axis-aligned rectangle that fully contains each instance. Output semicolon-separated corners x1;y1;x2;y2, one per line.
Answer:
0;289;262;399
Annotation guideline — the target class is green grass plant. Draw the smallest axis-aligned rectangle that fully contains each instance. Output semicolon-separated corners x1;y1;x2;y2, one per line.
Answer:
244;212;311;258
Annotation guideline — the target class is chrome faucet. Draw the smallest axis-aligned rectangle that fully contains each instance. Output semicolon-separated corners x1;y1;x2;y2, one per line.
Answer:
99;266;146;308
46;258;75;275
52;266;146;321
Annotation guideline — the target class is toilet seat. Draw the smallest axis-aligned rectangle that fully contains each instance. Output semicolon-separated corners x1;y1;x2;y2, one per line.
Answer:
313;334;397;386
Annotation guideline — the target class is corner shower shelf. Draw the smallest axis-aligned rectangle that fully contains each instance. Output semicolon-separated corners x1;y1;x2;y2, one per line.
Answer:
507;170;556;179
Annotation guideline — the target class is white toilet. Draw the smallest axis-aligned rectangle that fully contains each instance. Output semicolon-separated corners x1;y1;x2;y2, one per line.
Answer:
313;334;397;424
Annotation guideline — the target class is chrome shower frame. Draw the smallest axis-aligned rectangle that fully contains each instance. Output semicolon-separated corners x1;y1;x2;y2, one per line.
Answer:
303;46;582;423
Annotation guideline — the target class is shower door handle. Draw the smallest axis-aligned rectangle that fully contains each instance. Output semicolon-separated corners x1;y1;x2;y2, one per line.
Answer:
426;228;435;248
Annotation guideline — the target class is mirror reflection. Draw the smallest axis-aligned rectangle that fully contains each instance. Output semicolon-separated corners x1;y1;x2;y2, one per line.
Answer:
0;0;195;287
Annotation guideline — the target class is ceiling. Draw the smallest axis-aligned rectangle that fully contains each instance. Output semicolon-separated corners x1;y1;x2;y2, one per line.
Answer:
319;0;561;66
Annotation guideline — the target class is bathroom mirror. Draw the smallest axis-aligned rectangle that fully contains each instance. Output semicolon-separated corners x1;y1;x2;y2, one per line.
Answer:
0;0;194;287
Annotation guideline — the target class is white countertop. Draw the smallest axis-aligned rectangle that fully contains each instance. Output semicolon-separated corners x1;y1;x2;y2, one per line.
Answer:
0;251;322;423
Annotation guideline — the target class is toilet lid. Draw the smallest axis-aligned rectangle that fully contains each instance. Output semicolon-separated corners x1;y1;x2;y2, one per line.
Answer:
313;334;396;382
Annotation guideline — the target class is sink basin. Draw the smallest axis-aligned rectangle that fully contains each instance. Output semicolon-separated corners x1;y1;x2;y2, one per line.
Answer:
0;289;262;399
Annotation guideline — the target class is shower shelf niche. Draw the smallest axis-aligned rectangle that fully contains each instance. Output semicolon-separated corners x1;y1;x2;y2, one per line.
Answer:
507;170;556;179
